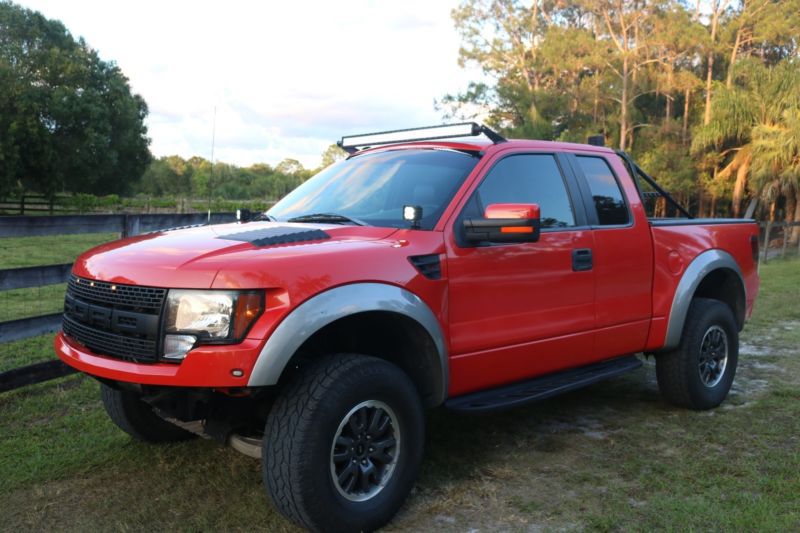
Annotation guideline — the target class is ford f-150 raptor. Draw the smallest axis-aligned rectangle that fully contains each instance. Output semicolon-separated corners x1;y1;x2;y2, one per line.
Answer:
55;123;760;532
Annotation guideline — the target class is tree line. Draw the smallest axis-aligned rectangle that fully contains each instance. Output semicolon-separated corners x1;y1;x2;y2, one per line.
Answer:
137;143;346;200
441;0;800;239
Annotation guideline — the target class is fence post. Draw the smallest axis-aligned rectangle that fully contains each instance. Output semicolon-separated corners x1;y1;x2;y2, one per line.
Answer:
762;221;772;264
122;214;140;238
19;194;24;215
781;223;788;258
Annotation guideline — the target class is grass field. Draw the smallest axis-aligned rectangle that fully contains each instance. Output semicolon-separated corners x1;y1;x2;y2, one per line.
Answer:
0;233;118;269
0;253;798;531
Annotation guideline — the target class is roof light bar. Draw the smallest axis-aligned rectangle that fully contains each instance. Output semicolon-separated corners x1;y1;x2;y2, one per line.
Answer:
337;122;506;153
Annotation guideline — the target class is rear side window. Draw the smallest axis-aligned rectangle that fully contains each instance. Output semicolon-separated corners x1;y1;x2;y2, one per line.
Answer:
576;156;630;225
475;154;575;228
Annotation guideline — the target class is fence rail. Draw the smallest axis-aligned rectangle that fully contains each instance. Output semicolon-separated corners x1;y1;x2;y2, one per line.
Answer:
0;194;276;216
0;211;237;393
0;263;73;290
0;314;62;343
0;212;236;238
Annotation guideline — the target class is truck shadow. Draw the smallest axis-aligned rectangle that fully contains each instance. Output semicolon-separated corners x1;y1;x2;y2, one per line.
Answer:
417;360;664;488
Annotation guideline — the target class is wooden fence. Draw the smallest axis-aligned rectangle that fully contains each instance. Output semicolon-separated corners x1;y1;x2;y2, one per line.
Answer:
0;212;235;393
0;193;275;216
0;216;797;393
761;220;800;263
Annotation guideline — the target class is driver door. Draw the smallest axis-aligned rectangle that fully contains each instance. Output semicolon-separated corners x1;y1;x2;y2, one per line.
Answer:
445;152;596;396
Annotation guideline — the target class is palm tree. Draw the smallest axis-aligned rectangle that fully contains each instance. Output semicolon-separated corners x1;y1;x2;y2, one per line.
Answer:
750;108;800;243
692;60;800;223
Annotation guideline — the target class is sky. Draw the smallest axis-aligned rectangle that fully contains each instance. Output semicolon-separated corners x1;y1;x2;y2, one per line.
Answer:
18;0;482;169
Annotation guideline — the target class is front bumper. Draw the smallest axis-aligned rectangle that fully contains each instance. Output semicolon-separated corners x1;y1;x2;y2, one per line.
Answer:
55;332;265;388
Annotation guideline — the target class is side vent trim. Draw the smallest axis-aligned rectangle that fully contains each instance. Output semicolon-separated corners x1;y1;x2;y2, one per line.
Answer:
409;254;442;280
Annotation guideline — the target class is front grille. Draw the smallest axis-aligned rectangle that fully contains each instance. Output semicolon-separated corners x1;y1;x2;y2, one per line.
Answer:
67;275;166;312
63;276;164;362
63;315;158;361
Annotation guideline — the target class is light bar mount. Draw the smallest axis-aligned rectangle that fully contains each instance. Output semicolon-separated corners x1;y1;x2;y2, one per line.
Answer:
337;122;506;154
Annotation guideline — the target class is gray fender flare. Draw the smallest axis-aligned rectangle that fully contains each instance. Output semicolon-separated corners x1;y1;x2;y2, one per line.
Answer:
247;282;448;402
662;249;745;350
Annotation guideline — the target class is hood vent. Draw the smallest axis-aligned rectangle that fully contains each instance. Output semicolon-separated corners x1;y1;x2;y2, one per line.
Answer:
218;226;330;247
409;254;442;280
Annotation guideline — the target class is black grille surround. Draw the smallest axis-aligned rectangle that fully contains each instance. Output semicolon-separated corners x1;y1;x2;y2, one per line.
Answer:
63;275;166;363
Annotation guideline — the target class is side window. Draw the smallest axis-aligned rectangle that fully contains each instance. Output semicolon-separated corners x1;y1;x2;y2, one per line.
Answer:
576;156;630;225
475;154;575;228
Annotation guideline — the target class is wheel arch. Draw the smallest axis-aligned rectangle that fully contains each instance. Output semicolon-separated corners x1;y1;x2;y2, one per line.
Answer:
663;249;746;350
247;283;448;407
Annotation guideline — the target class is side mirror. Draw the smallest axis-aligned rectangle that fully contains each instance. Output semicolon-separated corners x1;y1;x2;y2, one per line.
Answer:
464;203;541;243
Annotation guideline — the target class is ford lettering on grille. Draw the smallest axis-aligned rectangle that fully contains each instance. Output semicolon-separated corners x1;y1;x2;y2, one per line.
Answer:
62;276;165;362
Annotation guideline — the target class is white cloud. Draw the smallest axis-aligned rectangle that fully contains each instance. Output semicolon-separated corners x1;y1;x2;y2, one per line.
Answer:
17;0;481;168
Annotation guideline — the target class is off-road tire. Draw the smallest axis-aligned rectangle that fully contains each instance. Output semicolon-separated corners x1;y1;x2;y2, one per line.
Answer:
100;384;194;442
262;354;425;533
656;298;739;410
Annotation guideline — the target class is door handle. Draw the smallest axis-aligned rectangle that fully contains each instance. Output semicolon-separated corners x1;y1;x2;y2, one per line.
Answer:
572;248;593;271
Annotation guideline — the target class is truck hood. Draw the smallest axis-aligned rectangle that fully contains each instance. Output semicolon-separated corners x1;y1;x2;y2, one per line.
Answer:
72;222;398;288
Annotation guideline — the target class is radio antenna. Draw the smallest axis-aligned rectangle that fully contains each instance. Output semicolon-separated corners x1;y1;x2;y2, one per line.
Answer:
208;105;216;222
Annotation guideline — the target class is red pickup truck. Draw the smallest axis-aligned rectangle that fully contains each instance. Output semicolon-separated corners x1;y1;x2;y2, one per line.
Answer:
56;123;759;532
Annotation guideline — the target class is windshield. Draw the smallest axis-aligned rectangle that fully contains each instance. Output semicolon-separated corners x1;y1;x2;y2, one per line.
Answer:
267;149;479;230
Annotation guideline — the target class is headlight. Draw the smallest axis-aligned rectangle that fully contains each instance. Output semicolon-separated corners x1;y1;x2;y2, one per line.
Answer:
163;290;263;360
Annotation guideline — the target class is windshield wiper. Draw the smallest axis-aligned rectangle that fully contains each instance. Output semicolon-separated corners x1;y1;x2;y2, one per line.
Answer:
287;213;367;226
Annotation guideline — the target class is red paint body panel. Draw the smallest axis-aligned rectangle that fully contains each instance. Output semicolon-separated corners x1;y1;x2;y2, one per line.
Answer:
54;138;760;400
645;222;760;350
445;229;596;395
56;332;263;387
586;151;654;357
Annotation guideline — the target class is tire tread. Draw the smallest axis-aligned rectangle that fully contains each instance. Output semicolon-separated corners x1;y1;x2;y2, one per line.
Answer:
263;354;422;532
656;298;738;410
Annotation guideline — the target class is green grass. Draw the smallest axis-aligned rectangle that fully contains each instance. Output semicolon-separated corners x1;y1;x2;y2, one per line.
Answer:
0;284;67;322
0;259;798;531
0;232;117;268
0;335;58;373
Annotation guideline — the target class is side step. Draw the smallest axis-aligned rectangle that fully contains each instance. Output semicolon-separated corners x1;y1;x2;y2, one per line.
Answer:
444;356;642;413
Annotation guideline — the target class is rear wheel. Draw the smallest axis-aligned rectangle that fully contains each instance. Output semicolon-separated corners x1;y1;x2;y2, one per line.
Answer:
262;354;425;532
100;384;194;443
656;298;739;410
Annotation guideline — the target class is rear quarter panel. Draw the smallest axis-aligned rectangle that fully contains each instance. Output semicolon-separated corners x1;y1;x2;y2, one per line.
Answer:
646;221;760;350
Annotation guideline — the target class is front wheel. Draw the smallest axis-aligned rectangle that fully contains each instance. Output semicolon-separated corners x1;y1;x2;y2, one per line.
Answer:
656;298;739;410
262;354;425;532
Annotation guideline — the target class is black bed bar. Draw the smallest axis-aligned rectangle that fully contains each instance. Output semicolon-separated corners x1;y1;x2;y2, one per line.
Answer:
337;122;506;154
616;150;694;219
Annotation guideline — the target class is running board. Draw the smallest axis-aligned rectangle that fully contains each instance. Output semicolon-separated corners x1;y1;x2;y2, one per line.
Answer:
444;356;642;413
